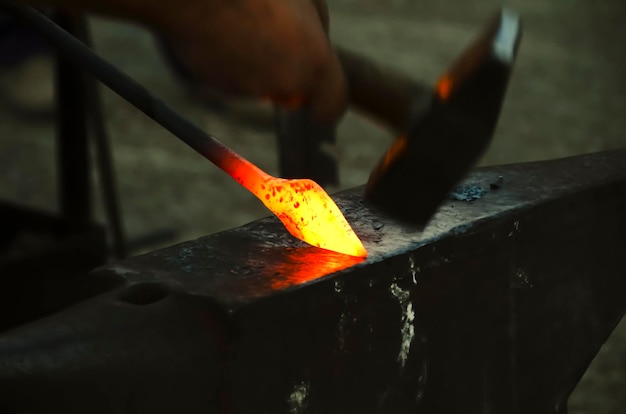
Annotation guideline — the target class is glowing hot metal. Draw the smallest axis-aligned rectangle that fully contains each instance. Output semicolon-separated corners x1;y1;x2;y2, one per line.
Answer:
214;143;367;258
0;4;367;258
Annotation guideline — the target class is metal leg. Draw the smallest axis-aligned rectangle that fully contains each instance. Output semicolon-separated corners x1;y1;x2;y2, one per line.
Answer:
74;15;127;259
53;11;126;258
53;11;91;223
274;106;338;186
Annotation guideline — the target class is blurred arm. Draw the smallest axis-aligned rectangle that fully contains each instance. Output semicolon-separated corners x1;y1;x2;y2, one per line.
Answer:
25;0;347;122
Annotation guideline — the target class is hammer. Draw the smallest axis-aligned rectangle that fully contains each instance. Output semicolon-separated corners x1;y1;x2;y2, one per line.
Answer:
277;9;522;226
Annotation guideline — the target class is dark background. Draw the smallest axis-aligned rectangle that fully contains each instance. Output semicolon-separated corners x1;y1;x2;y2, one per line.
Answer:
0;0;624;412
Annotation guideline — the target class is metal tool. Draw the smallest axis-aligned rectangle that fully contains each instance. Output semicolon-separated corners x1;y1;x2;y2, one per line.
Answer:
0;1;366;257
1;149;624;413
364;9;522;225
277;9;521;226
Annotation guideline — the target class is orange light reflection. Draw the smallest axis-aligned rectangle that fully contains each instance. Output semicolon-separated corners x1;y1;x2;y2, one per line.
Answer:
269;247;365;290
436;74;453;100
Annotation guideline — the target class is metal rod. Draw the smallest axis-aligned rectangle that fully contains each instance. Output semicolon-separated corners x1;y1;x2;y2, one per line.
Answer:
53;10;91;223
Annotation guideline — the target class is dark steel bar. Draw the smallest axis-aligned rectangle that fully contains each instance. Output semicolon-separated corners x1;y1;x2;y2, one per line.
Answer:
53;11;90;222
0;150;624;413
274;107;338;185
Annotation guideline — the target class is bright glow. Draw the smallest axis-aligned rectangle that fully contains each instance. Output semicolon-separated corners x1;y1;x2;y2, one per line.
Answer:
222;153;368;258
269;247;365;290
436;74;453;100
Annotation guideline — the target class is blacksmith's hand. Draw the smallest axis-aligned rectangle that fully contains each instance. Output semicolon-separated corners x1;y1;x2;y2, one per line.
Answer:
30;0;348;123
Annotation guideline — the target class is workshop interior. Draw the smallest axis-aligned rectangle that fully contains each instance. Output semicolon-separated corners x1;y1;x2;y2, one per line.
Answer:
0;0;624;413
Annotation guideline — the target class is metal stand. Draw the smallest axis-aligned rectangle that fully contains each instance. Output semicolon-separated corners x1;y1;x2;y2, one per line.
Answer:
54;11;126;259
0;11;124;331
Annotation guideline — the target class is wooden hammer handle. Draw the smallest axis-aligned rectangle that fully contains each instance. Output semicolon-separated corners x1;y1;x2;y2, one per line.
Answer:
337;47;432;133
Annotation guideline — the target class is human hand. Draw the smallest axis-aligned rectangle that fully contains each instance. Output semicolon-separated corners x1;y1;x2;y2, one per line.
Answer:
159;0;347;123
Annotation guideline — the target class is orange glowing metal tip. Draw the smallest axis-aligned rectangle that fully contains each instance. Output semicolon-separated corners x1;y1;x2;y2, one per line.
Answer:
202;141;366;258
218;148;367;258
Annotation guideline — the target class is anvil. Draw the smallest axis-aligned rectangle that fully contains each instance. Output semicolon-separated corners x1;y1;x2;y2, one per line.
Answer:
0;150;625;413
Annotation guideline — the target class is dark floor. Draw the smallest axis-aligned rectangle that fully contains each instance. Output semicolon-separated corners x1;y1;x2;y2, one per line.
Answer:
0;0;624;412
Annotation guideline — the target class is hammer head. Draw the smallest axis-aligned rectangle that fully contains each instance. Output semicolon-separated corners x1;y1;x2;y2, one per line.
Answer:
365;9;522;226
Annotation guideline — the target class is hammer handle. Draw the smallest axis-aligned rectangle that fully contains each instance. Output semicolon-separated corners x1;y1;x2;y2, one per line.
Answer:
337;47;432;133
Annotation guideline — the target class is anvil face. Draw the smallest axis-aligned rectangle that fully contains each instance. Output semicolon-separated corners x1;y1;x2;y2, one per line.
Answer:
0;151;625;414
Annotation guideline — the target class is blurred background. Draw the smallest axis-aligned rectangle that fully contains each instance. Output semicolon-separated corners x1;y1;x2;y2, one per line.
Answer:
0;0;624;412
